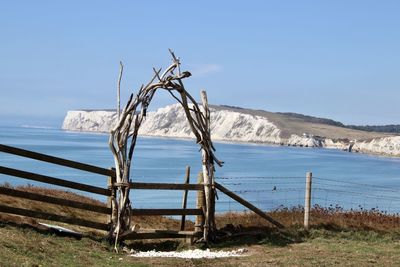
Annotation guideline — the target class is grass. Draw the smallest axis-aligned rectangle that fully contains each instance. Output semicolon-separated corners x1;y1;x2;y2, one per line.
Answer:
216;205;400;233
1;185;400;266
0;184;188;234
1;222;399;267
213;105;393;140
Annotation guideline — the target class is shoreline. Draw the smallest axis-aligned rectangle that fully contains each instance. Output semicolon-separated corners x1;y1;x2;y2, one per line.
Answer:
59;128;400;159
60;105;400;159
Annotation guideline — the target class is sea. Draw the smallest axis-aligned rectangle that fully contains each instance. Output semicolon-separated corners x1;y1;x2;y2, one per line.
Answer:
1;126;400;214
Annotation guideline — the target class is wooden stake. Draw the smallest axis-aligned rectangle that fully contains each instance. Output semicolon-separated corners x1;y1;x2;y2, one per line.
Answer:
195;172;205;234
180;166;190;231
117;61;123;120
107;177;113;225
108;167;117;227
200;90;214;241
304;172;312;230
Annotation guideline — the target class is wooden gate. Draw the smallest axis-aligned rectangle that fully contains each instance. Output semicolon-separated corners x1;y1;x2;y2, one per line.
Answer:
0;144;283;242
0;144;113;231
0;144;205;240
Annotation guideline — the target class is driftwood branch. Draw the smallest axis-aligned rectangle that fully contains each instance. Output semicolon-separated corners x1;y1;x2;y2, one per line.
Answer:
117;61;124;120
108;50;223;247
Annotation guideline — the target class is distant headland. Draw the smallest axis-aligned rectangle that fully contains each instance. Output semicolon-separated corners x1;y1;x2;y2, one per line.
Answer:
62;104;400;157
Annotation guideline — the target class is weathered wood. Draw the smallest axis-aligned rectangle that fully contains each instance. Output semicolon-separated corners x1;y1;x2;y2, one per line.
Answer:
123;230;201;240
107;51;223;247
195;172;205;234
200;90;215;242
304;172;312;230
215;182;284;229
180;166;190;231
201;147;211;242
0;144;114;177
130;182;202;191
107;176;113;224
0;186;110;214
131;208;202;216
0;204;109;231
0;166;111;196
117;61;124;120
107;168;118;226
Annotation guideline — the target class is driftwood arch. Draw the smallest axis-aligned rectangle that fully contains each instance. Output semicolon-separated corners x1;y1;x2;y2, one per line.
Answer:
108;50;223;246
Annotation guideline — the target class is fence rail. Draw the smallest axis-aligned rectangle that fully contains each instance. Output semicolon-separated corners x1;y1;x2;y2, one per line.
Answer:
131;208;203;216
0;144;114;177
0;166;111;196
0;204;109;230
0;145;116;231
0;186;111;214
130;182;203;191
0;144;208;237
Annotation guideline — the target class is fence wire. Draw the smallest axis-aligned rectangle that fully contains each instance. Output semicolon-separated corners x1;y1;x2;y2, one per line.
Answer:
215;175;400;215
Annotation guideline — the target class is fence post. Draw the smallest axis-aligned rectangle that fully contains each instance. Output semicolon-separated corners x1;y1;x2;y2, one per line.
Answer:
108;168;117;228
200;90;216;242
180;166;190;231
195;172;205;235
304;171;312;230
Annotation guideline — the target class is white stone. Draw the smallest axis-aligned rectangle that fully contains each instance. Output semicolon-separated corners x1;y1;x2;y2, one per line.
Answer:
129;248;247;259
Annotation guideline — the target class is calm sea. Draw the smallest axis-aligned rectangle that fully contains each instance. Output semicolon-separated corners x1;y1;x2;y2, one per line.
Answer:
1;126;400;213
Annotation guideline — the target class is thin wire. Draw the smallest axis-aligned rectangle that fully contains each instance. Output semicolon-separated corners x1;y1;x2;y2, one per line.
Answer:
314;177;400;192
313;181;400;194
232;188;305;193
312;197;400;210
313;188;400;201
221;181;304;185
216;176;304;180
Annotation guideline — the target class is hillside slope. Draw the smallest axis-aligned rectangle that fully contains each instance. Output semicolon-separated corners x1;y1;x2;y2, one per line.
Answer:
211;105;391;140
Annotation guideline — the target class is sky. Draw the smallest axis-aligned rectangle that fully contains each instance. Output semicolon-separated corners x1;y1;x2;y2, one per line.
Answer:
1;1;400;127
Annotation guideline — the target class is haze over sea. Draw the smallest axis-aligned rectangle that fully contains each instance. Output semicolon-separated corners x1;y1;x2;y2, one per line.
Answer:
1;126;400;214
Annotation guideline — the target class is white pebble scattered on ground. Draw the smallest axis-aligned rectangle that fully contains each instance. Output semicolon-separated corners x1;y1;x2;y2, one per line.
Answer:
129;248;248;259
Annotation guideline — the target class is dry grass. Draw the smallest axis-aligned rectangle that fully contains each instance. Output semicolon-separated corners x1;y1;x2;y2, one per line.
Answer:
216;205;400;234
0;184;190;234
1;184;399;236
1;186;400;266
213;105;393;140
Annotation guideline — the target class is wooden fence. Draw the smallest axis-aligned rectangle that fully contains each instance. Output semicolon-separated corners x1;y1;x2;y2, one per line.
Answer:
0;144;283;241
0;144;205;240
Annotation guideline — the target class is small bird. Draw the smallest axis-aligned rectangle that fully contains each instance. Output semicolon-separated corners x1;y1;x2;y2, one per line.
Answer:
272;186;277;191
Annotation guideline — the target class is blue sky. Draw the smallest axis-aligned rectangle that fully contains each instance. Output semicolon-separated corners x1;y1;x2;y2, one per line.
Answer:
1;1;399;126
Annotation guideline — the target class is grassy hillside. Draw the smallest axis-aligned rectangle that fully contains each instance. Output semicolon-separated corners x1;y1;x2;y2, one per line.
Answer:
215;105;394;140
347;124;400;133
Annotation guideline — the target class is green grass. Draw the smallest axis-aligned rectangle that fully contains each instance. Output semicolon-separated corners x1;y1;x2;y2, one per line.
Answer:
1;222;400;267
0;223;148;267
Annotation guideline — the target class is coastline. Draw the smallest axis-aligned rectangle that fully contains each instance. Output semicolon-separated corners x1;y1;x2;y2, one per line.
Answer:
58;127;400;159
61;105;400;159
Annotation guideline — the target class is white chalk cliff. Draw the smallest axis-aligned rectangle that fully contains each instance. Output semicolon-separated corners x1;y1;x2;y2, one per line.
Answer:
351;136;400;157
62;104;400;157
63;104;282;142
